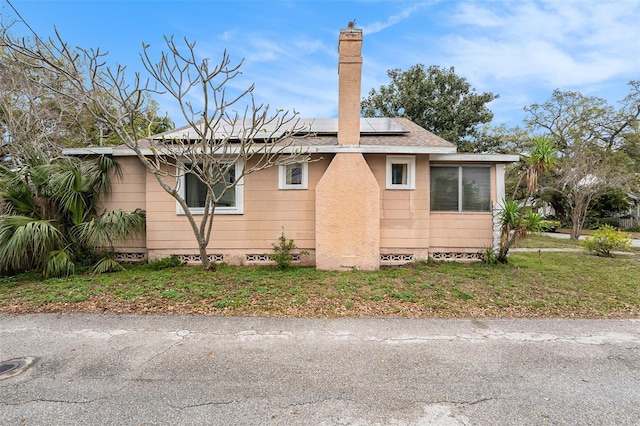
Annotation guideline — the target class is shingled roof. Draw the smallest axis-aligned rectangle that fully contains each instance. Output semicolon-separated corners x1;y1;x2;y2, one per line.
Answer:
61;116;460;157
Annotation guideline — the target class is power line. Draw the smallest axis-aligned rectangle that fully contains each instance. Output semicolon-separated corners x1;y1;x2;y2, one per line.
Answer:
4;0;46;46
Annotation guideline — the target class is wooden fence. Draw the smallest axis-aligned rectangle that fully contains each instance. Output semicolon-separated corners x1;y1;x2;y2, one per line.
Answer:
619;218;640;229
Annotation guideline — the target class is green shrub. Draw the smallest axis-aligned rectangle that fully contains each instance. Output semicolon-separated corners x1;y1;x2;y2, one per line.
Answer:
581;225;632;257
147;256;183;270
479;246;498;265
269;231;309;270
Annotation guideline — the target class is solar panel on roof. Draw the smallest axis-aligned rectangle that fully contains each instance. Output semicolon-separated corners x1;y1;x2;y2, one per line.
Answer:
155;117;408;140
301;117;408;134
362;117;409;133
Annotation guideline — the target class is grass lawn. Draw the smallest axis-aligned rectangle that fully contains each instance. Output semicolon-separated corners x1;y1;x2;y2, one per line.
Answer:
1;235;638;318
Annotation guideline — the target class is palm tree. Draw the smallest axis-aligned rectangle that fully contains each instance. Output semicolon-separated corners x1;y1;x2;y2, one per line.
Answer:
0;152;145;277
497;135;557;263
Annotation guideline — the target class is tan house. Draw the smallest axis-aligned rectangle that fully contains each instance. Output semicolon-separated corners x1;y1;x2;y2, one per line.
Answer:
66;26;518;270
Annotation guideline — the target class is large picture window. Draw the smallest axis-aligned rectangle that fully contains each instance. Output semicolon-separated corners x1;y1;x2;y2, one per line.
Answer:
178;161;244;215
430;165;491;212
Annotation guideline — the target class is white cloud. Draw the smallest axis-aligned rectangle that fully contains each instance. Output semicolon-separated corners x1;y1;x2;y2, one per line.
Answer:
441;0;640;90
362;1;433;35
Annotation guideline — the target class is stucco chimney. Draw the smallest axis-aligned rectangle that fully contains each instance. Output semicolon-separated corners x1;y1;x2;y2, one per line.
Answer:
338;23;363;146
316;25;379;271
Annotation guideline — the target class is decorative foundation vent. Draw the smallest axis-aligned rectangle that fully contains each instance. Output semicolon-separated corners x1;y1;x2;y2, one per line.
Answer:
380;254;414;263
175;254;224;263
114;252;147;262
431;252;482;261
246;254;300;262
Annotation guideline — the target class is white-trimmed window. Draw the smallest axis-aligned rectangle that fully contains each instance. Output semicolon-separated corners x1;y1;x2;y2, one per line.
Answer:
279;162;308;190
430;165;491;212
177;160;244;215
386;155;415;190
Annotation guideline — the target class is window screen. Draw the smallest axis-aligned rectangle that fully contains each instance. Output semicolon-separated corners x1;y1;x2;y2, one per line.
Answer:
430;166;491;212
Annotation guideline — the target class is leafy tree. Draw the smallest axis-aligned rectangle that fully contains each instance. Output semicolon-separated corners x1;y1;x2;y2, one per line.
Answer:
589;188;634;220
497;135;557;262
96;99;174;146
524;82;640;154
1;29;310;271
472;124;528;154
0;152;145;277
523;84;640;238
361;64;498;151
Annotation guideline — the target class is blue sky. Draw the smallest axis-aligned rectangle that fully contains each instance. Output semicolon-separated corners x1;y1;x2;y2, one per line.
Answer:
3;0;640;128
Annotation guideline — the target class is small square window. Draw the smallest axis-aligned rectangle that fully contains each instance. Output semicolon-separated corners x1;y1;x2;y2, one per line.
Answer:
279;162;308;190
386;156;415;190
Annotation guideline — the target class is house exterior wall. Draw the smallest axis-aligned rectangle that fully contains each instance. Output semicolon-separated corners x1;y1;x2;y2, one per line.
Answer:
105;154;502;265
367;154;431;261
372;155;498;261
428;213;493;251
98;156;147;254
428;162;497;260
144;155;330;264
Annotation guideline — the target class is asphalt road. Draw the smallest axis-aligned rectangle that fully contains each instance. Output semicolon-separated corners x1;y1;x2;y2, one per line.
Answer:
1;315;639;425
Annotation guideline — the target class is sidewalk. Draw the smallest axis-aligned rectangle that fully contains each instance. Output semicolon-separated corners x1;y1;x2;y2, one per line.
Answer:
544;231;640;247
511;232;640;252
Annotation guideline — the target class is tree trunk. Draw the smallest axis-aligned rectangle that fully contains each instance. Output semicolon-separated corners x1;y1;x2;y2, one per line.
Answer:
570;196;587;239
198;244;215;271
570;203;583;239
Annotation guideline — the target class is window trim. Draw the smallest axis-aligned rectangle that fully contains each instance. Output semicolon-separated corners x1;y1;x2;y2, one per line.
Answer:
386;155;416;190
278;162;308;190
176;160;244;215
430;164;492;213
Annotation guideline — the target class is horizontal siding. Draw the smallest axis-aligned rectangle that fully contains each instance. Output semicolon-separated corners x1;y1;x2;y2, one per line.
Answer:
145;155;329;252
371;154;431;251
99;157;146;213
99;157;147;250
429;213;493;249
107;153;500;259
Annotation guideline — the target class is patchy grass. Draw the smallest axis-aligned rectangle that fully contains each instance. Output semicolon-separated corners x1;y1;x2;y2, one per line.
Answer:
1;249;639;318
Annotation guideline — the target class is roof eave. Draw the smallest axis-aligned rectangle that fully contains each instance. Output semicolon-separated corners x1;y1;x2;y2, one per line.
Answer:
430;153;520;163
63;145;459;156
61;147;115;156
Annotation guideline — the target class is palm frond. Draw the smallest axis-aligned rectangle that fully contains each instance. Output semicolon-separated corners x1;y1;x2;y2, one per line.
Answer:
75;209;146;249
30;163;53;192
49;163;92;225
0;215;64;273
87;155;122;195
0;185;36;217
526;135;558;195
42;248;76;278
91;256;123;275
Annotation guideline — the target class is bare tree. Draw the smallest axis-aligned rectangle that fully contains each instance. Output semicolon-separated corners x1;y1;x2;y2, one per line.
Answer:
0;42;95;164
555;145;630;239
1;29;310;270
